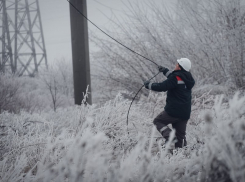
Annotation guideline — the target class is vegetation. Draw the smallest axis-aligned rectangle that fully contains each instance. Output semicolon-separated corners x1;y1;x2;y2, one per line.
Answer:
0;91;245;181
0;0;245;181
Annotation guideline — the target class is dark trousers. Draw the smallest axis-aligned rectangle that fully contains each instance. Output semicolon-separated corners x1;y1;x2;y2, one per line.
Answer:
153;111;188;148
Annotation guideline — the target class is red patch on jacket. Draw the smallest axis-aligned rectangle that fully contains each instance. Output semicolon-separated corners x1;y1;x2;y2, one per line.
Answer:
176;76;182;81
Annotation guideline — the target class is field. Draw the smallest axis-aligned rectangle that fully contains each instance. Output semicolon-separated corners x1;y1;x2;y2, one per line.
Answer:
1;90;244;182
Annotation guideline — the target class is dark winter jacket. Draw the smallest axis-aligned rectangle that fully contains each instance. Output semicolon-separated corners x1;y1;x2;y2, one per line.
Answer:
150;69;195;120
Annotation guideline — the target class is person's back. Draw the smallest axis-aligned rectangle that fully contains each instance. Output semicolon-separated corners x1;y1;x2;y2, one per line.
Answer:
144;58;195;148
164;69;195;120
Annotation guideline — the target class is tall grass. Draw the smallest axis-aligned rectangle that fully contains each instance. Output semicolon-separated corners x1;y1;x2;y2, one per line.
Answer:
0;92;244;182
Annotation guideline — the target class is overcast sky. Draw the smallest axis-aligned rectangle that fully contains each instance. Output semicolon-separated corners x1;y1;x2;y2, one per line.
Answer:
38;0;175;64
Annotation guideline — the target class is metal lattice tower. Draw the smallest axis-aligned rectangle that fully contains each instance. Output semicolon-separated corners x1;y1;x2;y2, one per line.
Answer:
0;0;47;76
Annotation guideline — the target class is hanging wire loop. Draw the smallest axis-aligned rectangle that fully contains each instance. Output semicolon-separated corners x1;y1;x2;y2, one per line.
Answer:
126;71;160;126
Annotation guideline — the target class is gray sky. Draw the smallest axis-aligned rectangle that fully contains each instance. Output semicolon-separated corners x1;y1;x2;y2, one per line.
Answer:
39;0;175;64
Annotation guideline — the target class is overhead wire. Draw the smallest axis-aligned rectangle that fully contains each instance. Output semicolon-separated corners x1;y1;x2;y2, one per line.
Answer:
126;71;160;126
67;0;159;67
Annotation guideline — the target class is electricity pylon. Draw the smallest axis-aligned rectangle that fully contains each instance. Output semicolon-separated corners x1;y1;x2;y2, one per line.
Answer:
0;0;47;76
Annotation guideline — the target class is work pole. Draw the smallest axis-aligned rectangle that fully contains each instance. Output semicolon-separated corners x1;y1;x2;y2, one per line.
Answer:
69;0;92;105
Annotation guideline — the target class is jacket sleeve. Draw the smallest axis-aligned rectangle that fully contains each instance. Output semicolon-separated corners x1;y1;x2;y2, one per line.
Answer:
162;68;172;78
150;75;177;92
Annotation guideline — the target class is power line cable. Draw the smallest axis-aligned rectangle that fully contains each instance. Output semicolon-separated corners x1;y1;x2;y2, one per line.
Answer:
67;0;159;67
126;71;160;126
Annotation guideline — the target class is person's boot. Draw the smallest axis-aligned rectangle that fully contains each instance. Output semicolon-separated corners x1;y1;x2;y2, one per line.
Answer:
162;136;177;154
175;139;187;148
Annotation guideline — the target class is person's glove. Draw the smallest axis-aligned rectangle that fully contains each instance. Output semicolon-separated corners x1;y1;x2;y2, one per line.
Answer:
158;65;170;76
144;80;151;90
158;65;167;73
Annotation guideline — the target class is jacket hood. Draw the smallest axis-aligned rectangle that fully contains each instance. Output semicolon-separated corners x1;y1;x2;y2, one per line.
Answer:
173;70;195;90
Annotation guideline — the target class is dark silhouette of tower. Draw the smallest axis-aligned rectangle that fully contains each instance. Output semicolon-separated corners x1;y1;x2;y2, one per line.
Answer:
0;0;47;76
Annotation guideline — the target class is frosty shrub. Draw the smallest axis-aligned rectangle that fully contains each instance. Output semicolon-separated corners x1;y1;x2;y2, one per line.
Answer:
0;74;21;113
40;58;74;112
0;74;56;114
0;58;74;113
0;91;244;182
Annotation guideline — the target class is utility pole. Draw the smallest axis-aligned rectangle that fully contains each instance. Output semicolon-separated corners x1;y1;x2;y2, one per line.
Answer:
69;0;92;105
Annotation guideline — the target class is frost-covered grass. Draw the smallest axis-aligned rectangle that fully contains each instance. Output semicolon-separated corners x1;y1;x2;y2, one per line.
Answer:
0;92;245;182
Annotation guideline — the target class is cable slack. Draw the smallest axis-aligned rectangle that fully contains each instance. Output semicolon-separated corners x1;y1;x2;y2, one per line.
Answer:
67;0;159;67
67;0;161;126
126;71;160;126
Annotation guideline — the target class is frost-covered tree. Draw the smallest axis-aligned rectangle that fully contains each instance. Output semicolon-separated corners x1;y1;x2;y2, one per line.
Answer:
0;74;20;113
174;0;245;87
0;74;50;113
91;0;245;102
40;58;73;111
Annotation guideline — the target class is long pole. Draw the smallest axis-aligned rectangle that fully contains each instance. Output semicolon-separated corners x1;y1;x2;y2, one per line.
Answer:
69;0;92;105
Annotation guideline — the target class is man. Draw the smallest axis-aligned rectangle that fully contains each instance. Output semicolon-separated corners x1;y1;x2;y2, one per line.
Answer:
144;58;195;148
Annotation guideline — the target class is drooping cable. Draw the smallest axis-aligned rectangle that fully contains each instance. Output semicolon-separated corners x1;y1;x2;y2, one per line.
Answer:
126;71;160;126
67;0;159;67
